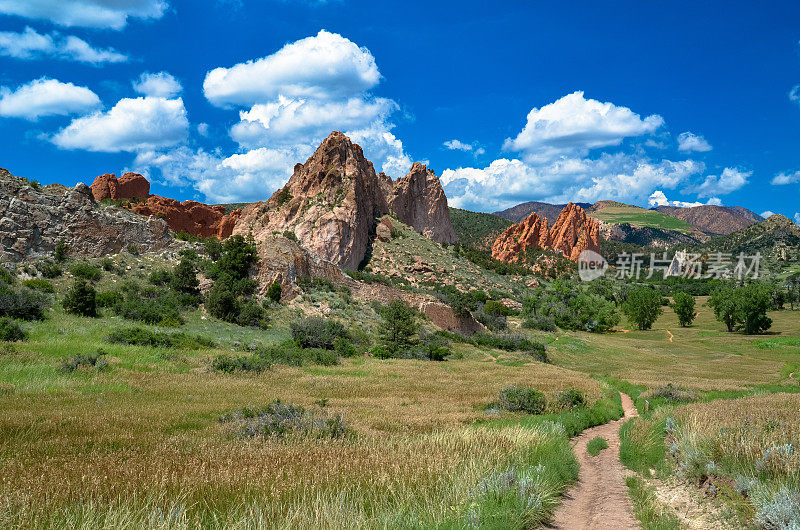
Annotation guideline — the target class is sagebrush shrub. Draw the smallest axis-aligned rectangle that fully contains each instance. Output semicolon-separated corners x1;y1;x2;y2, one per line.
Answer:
523;315;557;332
219;399;348;439
60;350;107;372
755;486;800;530
555;388;585;410
497;385;546;414
22;278;54;293
106;327;214;349
0;318;26;342
649;383;697;403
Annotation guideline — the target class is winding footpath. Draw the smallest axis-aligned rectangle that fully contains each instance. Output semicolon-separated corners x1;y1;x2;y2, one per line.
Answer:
550;393;640;529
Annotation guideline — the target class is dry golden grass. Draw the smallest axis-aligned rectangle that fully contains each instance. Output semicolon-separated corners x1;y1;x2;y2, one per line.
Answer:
674;393;800;476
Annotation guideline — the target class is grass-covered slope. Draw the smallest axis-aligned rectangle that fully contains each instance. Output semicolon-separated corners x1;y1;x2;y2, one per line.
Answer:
588;203;695;233
449;207;513;251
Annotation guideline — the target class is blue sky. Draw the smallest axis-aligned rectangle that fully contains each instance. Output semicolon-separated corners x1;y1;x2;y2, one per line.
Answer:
1;1;800;221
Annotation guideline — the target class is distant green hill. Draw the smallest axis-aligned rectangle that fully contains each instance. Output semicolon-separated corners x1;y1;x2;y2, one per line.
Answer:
449;207;512;250
683;215;800;265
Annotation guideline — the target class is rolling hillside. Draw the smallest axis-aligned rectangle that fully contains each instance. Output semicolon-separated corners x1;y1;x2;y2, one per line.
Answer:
654;205;762;235
448;207;512;250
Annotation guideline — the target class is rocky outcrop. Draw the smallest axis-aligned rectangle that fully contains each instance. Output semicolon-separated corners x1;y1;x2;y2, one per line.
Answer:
90;172;150;201
491;212;550;262
491;203;601;262
89;172;240;239
549;203;601;260
388;162;457;244
130;197;241;239
233;131;389;270
0;168;173;261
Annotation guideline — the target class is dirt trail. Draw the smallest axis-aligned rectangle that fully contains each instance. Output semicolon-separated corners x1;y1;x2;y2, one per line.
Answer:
550;393;640;529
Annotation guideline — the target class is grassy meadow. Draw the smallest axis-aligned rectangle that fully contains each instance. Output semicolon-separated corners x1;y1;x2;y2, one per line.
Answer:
2;250;800;528
588;205;695;233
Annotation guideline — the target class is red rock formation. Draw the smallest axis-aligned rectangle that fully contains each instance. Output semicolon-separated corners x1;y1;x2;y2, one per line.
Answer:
234;131;389;270
491;212;550;262
89;172;239;239
388;162;457;244
90;172;150;201
549;202;601;260
130;197;241;239
491;203;600;262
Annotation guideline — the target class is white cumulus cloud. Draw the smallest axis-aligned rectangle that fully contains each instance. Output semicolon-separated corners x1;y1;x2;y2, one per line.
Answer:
0;0;168;29
760;211;775;218
693;167;751;197
444;139;473;151
772;171;800;185
795;213;800;225
133;72;182;98
52;96;189;152
440;153;703;212
0;77;100;120
203;29;381;107
677;131;712;152
502;91;664;163
647;190;720;208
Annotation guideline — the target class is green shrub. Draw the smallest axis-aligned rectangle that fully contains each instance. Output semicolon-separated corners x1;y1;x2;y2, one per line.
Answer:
215;235;259;281
274;186;292;206
38;261;62;279
306;348;339;366
170;258;199;294
417;330;451;361
127;244;139;255
484;300;512;316
371;346;392;359
62;280;97;317
291;317;349;350
0;283;49;321
497;385;546;414
334;337;358;357
555;388;586;410
587;436;608;456
219;399;348;439
523;315;557;332
54;240;68;262
648;383;697;403
106;327;214;349
60;350;107;372
282;230;298;242
148;269;172;286
0;268;14;285
70;262;102;282
22;278;54;293
474;305;507;331
100;258;115;272
472;332;534;352
110;284;193;326
212;354;270;373
267;281;282;302
236;299;269;328
0;318;26;342
204;238;223;261
254;342;306;366
96;291;124;308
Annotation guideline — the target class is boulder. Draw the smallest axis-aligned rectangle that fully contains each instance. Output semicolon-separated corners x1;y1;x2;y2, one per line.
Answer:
117;172;150;200
388;162;457;244
233;131;389;270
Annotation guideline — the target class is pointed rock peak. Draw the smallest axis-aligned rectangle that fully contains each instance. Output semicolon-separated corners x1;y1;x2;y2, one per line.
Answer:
491;212;550;263
389;161;456;244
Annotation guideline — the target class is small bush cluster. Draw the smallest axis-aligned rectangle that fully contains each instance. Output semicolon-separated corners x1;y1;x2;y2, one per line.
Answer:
205;235;268;327
106;327;215;349
255;341;340;367
219;399;348;439
0;318;27;342
647;383;698;403
212;354;270;373
291;317;349;350
0;282;50;321
22;278;54;293
472;332;536;352
555;388;586;410
496;385;547;414
109;281;198;326
60;350;107;373
37;261;62;279
523;315;557;332
70;262;102;282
